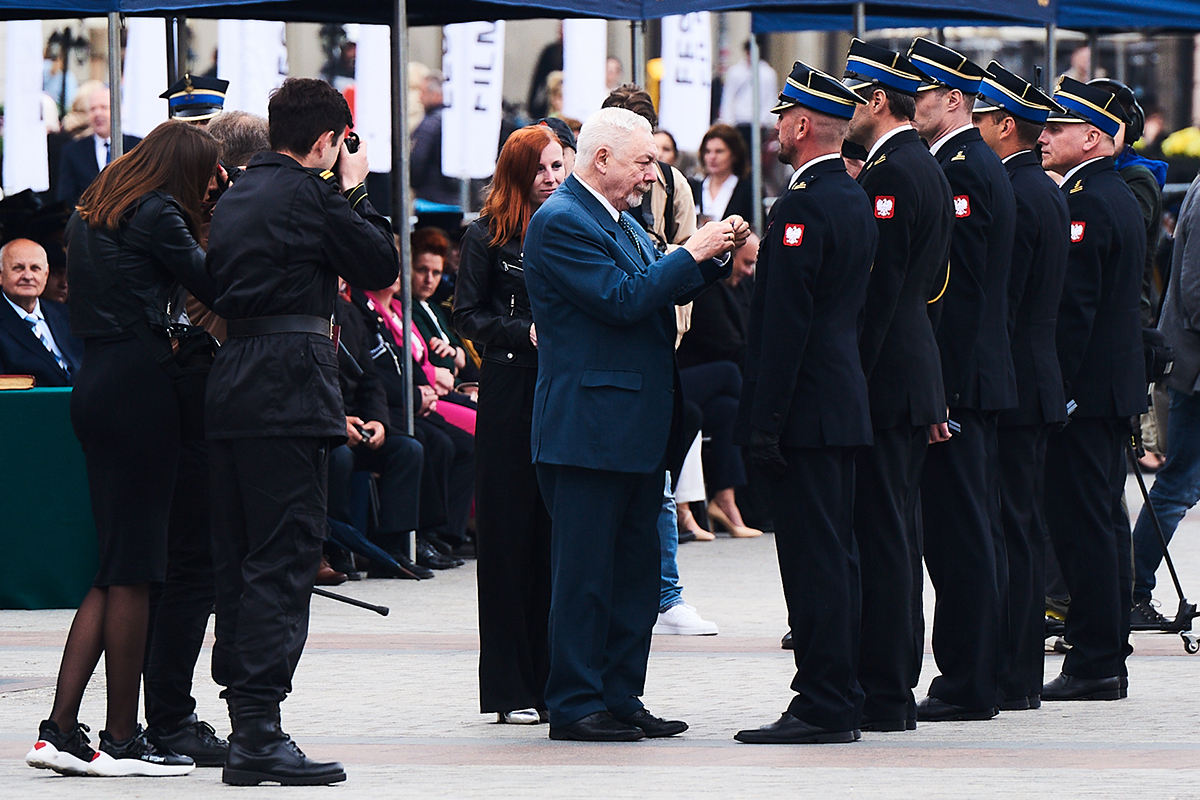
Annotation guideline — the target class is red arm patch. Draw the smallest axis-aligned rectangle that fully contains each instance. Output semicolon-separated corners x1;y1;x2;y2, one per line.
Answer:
783;223;805;246
954;195;971;218
874;196;895;219
1070;221;1086;243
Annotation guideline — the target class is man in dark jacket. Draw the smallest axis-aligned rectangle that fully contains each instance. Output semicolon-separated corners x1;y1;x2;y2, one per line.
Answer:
204;78;399;786
0;239;81;386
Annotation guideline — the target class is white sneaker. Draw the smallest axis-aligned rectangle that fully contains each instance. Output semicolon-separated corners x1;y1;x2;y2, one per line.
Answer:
653;604;718;636
87;726;195;777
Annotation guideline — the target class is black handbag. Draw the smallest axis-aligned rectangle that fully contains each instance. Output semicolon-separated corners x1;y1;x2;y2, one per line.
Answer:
1143;327;1174;385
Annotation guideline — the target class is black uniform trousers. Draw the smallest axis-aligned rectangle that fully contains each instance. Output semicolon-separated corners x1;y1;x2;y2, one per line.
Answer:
144;440;215;731
536;462;662;726
209;437;328;704
328;434;423;547
773;446;863;732
921;407;1002;710
475;361;552;713
1044;417;1133;679
855;423;928;723
997;424;1051;702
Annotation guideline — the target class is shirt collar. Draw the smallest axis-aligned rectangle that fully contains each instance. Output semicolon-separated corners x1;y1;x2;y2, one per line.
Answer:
3;292;40;321
789;153;842;187
1061;156;1107;186
929;123;976;157
1002;149;1034;164
867;124;913;163
575;174;620;222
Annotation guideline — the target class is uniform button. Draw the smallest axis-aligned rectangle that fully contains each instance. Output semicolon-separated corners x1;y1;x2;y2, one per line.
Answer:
952;393;960;405
669;385;675;394
506;352;514;360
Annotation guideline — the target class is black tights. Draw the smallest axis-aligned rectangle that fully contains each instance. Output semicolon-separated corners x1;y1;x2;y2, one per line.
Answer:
49;583;150;741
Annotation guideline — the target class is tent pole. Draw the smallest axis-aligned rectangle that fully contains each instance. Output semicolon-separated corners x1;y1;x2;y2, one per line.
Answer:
392;0;414;438
165;18;178;84
1087;30;1098;79
108;12;123;159
749;33;763;237
631;20;647;88
853;2;865;39
1045;23;1056;80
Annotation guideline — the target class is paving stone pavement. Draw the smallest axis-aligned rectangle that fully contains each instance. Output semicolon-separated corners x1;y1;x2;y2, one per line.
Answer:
2;475;1198;798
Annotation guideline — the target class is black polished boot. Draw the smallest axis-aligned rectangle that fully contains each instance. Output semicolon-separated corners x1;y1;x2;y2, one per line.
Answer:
222;701;345;786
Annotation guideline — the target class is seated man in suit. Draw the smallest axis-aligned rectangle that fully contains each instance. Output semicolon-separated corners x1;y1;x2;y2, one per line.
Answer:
57;84;142;208
523;106;747;742
0;239;81;385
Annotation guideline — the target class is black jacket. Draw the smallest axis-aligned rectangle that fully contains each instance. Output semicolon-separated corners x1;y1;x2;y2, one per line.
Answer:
857;127;953;429
929;126;1018;411
735;156;876;448
335;297;390;432
690;174;755;223
452;216;537;368
65;191;214;339
999;150;1069;427
1056;157;1147;419
677;278;752;370
0;296;82;386
350;291;438;428
204;152;399;440
57;133;142;209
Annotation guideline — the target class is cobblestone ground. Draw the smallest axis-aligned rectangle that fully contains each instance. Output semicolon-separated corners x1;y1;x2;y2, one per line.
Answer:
2;475;1198;798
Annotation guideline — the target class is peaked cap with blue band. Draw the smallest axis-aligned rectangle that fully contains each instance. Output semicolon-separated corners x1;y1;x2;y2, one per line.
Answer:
772;60;866;120
843;38;931;97
972;61;1063;125
1047;75;1129;138
907;38;985;94
160;74;229;121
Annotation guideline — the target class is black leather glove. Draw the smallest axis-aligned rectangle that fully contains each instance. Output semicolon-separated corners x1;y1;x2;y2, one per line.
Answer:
748;428;787;479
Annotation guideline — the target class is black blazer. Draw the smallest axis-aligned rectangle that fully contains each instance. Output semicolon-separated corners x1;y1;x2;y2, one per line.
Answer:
56;133;142;208
735;157;876;449
930;126;1018;411
690;174;755;223
0;296;82;386
677;278;751;370
856;127;953;429
999;150;1069;427
1056;157;1147;419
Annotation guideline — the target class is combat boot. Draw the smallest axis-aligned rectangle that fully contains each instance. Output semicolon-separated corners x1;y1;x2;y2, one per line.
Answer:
222;700;345;786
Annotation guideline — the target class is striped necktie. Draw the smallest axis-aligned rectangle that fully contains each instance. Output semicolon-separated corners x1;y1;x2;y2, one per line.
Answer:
618;212;651;267
26;315;69;375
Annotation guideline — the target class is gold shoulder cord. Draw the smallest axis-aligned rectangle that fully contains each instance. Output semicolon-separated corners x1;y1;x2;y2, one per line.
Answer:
928;261;950;304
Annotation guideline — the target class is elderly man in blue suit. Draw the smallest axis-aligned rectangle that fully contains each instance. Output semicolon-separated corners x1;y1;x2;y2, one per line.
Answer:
0;239;81;386
524;106;748;742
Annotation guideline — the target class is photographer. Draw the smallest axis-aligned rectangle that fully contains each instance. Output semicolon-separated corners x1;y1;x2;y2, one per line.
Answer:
203;78;399;786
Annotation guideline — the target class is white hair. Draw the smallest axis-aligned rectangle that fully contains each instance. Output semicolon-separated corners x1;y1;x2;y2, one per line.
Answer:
576;107;652;167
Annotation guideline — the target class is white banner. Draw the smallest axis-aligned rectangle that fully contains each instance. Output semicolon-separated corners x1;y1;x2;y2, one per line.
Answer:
218;20;288;118
562;19;608;122
3;19;49;194
441;21;506;180
658;13;713;154
121;18;168;138
353;24;392;174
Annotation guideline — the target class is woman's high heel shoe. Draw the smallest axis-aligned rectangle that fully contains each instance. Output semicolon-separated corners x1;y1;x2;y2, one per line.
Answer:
678;505;715;541
707;502;763;538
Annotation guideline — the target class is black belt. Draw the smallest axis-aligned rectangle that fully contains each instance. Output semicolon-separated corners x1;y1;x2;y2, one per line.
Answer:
226;314;333;339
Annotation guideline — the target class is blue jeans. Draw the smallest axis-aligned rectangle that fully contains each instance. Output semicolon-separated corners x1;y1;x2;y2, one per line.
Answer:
1132;387;1200;601
659;471;684;613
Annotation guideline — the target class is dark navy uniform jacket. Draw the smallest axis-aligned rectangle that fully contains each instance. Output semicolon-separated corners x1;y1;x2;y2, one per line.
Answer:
929;126;1018;411
999;150;1069;428
1056;156;1147;419
734;155;876;448
857;127;953;429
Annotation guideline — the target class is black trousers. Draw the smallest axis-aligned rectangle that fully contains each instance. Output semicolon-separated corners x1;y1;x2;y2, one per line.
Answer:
209;437;327;705
536;462;661;726
475;362;552;713
773;446;863;732
921;407;1001;710
1044;417;1132;679
144;439;214;731
854;423;927;723
997;424;1050;702
679;361;747;492
412;414;474;545
328;434;423;540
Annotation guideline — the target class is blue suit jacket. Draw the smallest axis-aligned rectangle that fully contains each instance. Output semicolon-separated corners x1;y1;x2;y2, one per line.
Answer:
0;296;82;386
57;134;142;208
524;174;727;474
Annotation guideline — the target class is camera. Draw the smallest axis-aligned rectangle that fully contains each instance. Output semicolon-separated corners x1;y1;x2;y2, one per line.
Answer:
343;131;360;154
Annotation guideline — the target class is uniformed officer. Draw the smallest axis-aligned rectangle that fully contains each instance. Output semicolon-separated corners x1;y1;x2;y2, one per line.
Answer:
733;60;875;745
841;40;953;732
160;74;229;123
1038;77;1146;700
906;38;1017;722
971;63;1070;711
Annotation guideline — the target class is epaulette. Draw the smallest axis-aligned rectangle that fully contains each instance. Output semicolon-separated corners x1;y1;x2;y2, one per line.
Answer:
318;168;338;187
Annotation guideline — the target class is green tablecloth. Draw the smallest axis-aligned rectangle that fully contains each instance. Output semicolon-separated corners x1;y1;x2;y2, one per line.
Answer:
0;387;97;609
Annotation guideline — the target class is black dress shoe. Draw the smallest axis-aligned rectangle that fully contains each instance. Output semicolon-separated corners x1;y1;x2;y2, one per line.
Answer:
916;696;996;721
548;711;645;742
147;715;228;767
1041;672;1124;701
781;631;794;650
368;553;430;580
421;534;466;565
617;708;688;738
734;713;856;744
416;538;460;570
859;717;912;732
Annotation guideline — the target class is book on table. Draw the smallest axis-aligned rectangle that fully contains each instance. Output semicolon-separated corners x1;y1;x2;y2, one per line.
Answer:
0;375;35;391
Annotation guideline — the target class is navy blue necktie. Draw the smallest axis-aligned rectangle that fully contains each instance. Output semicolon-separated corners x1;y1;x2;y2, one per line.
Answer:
618;212;651;267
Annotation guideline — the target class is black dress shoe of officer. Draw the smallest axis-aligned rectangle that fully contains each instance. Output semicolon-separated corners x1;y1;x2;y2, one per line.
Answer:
147;715;228;767
415;538;459;570
859;717;912;732
781;631;794;650
916;696;997;721
617;708;688;738
1041;673;1124;701
368;554;430;580
734;713;856;744
222;705;345;786
548;711;645;742
421;533;466;565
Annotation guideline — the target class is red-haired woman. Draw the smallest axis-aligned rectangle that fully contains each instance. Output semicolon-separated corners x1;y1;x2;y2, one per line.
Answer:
453;125;564;724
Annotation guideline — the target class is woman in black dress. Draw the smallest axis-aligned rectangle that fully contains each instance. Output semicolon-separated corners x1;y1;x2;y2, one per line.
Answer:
26;121;220;777
453;125;565;724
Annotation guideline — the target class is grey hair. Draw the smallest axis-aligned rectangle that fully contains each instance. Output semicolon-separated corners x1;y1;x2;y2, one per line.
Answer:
206;111;270;167
576;107;652;167
0;238;46;268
